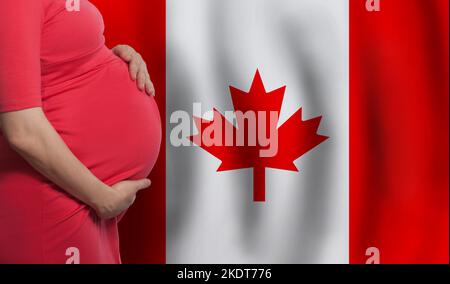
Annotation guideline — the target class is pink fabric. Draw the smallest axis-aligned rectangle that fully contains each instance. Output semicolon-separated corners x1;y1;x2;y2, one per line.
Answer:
0;0;161;263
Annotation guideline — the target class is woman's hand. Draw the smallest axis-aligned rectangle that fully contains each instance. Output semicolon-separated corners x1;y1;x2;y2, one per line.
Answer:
112;44;155;96
93;179;151;219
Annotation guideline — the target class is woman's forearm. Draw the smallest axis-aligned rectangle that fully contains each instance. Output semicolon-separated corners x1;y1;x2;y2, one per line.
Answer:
0;107;109;210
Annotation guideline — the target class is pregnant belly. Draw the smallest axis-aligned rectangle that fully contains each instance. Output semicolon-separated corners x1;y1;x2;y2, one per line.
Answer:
42;59;162;185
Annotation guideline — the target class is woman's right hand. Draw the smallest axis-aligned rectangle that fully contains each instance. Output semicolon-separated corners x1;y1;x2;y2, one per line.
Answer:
93;179;151;219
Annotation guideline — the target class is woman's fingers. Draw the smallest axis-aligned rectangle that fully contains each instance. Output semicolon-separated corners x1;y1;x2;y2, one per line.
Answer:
136;66;155;96
137;69;147;91
134;178;152;192
115;178;151;193
128;53;143;81
112;45;139;80
135;58;155;96
112;44;156;96
129;60;140;81
145;77;156;97
96;178;151;219
140;68;155;96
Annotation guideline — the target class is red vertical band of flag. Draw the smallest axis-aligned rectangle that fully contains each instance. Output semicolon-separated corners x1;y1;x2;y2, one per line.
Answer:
350;0;449;264
92;0;166;263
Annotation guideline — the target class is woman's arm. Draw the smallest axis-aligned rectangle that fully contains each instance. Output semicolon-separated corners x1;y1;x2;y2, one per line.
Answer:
0;107;150;219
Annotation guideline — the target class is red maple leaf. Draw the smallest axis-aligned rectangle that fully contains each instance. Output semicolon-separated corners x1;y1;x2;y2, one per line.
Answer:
189;70;328;202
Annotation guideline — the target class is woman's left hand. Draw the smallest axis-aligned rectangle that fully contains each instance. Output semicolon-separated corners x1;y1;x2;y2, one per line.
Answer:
112;44;155;96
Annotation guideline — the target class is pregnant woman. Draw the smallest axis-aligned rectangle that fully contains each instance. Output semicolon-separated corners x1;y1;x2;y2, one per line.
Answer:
0;0;161;263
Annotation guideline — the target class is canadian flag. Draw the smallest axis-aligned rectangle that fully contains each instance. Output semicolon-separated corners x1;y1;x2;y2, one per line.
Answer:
94;0;449;264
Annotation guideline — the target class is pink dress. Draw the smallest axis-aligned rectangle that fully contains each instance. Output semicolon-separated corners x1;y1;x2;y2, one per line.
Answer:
0;0;161;263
